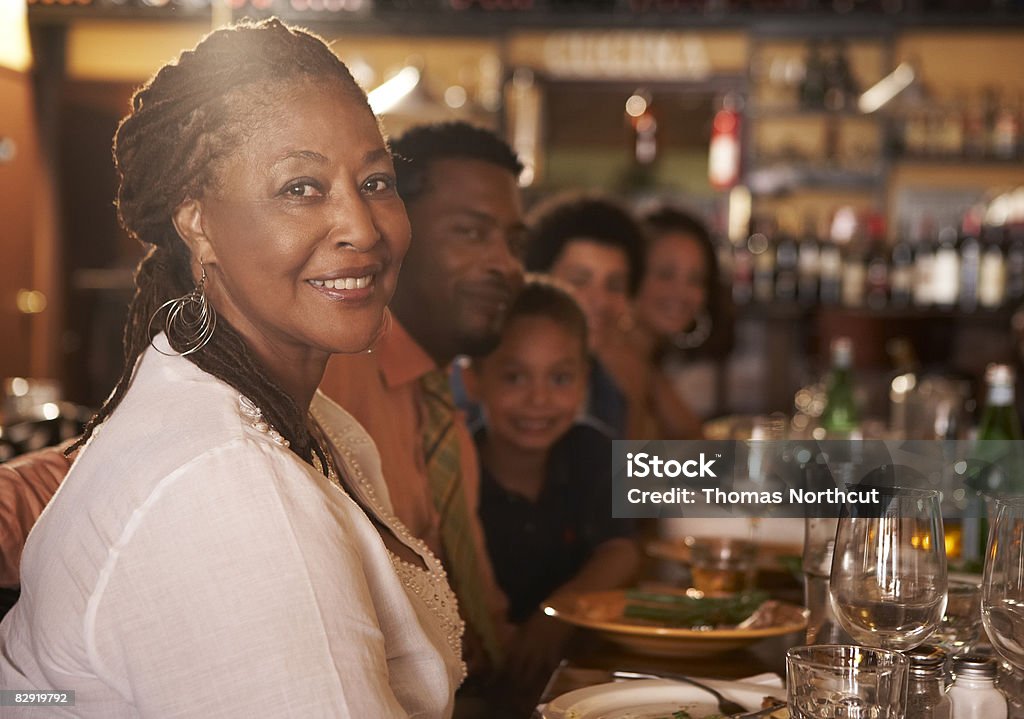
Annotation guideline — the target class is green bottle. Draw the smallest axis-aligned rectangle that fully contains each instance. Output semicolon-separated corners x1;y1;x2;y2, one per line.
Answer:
978;364;1023;442
963;364;1024;563
821;337;859;437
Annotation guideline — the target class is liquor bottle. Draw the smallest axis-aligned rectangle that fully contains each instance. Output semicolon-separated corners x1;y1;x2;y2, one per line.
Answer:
823;40;858;112
774;216;799;303
841;241;867;308
890;227;915;308
932;225;961;309
864;213;889;310
800;40;826;110
992;91;1020;160
797;214;822;306
1005;225;1024;304
978;223;1008;310
732;236;754;305
959;212;982;313
751;219;776;305
819;239;843;306
912;215;936;308
963;91;988;159
821;337;859;437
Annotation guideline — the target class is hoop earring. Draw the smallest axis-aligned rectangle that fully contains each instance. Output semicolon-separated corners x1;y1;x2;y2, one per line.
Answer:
148;263;217;357
363;307;393;355
671;310;711;350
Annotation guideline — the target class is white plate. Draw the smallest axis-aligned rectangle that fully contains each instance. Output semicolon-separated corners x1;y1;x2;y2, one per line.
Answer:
542;677;785;719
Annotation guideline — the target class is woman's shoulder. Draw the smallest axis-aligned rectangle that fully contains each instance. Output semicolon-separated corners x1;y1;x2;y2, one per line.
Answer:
75;349;298;488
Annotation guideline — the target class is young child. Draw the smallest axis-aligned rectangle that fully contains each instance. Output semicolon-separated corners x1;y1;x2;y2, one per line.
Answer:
464;276;639;680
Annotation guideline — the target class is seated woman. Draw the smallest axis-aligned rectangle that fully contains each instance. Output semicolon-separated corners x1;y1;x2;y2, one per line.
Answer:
627;203;731;429
463;278;639;682
0;20;462;718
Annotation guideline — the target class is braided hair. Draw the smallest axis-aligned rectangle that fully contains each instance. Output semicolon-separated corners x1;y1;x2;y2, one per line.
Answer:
68;18;367;467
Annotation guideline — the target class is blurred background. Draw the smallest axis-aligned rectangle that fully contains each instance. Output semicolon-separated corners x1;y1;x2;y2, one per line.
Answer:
3;0;1024;427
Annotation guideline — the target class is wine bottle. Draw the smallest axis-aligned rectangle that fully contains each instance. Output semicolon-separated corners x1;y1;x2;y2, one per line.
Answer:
977;224;1008;310
932;225;961;309
963;364;1023;562
821;337;859;437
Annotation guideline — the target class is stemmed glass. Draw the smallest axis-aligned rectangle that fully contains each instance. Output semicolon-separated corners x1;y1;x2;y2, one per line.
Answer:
829;487;948;651
982;495;1024;670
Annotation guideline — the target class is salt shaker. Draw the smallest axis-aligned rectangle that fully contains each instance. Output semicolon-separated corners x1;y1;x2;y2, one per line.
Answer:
906;645;952;719
949;655;1008;719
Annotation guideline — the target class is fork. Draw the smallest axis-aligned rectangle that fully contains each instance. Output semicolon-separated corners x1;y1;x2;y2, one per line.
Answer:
611;669;747;715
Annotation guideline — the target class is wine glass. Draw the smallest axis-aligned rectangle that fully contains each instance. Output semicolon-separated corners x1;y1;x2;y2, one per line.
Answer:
829;486;948;651
982;495;1024;670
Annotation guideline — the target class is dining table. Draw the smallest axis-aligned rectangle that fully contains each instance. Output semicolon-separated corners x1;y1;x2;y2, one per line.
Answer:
517;563;806;719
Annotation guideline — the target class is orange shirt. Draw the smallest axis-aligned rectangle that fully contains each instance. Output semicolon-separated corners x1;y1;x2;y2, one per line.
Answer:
319;320;509;630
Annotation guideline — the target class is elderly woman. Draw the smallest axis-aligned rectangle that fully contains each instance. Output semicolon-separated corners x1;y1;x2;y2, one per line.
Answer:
0;20;463;718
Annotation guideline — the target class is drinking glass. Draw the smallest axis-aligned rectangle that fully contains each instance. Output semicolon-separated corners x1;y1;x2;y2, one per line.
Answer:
931;578;982;657
982;495;1024;671
787;644;909;719
829;487;948;651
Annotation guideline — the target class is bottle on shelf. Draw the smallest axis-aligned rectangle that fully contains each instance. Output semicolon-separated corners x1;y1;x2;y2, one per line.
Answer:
991;90;1020;160
977;223;1008;310
821;336;859;437
751;218;776;305
932;225;962;309
948;655;1008;719
958;211;982;313
823;39;858;113
799;40;827;110
963;90;988;159
912;215;937;308
841;239;867;308
797;214;822;306
732;235;754;306
1005;225;1024;304
864;213;890;310
890;226;915;308
906;645;952;719
819;238;843;306
774;213;799;303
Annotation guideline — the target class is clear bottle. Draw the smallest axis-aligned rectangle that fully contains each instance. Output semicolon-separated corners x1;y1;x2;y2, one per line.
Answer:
906;645;953;719
821;337;859;437
949;655;1008;719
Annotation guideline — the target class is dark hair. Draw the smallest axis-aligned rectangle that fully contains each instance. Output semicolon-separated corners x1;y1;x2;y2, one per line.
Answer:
525;193;646;296
390;121;523;205
69;18;367;467
499;274;588;355
639;203;719;309
640;203;731;357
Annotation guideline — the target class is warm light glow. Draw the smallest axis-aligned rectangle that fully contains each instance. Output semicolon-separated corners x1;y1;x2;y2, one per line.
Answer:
624;93;648;118
443;85;467;109
0;0;32;72
367;67;420;115
858;62;915;114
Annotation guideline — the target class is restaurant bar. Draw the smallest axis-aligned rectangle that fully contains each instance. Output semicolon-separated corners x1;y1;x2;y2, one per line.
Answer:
1;1;1023;717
